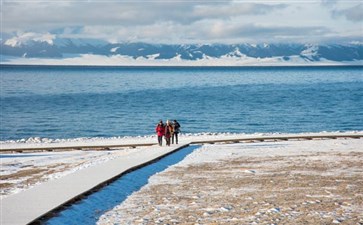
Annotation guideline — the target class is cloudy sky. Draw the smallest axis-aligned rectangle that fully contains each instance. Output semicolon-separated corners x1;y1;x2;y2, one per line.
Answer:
2;0;363;44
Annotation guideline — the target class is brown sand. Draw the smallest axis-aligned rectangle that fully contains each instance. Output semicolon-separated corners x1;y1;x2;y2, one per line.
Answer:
99;148;363;225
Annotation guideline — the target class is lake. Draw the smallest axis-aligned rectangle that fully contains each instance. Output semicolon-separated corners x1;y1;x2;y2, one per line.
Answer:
1;65;362;141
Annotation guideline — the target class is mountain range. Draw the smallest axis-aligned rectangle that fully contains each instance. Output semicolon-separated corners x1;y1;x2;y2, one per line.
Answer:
1;35;363;66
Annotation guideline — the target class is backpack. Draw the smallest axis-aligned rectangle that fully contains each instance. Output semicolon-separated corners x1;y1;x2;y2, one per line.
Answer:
173;122;180;133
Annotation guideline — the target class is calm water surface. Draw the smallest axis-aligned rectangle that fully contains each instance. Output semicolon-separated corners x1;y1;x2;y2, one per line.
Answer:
1;66;362;140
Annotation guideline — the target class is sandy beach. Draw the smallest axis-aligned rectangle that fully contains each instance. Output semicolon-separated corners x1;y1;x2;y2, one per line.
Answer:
96;138;363;225
1;132;363;224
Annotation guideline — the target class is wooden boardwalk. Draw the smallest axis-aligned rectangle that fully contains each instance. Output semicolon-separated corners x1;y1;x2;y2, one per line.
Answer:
0;142;155;153
1;144;189;225
190;133;363;144
1;133;362;153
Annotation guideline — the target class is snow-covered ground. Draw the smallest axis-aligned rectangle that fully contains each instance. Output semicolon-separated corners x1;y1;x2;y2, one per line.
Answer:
1;131;362;224
0;147;149;197
97;137;363;225
2;132;262;197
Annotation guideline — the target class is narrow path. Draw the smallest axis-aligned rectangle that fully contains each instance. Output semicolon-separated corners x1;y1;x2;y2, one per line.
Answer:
1;144;189;225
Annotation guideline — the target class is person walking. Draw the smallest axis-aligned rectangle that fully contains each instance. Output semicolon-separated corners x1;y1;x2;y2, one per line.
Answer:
164;120;173;146
155;120;165;146
172;120;181;144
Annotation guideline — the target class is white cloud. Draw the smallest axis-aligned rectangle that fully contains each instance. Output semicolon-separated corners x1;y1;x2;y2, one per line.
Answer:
2;1;286;28
193;3;287;18
321;0;338;8
332;3;363;22
2;0;362;44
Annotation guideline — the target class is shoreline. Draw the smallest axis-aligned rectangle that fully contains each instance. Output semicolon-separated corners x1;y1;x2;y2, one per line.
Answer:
0;130;363;146
1;131;362;151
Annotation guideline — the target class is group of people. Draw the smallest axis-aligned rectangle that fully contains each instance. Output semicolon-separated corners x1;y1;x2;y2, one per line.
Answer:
155;120;181;146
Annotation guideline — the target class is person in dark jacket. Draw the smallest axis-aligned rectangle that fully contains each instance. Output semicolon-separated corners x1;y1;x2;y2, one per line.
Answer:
155;120;165;146
172;120;181;144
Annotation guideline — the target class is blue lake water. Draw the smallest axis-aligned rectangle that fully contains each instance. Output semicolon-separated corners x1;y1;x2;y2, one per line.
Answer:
1;65;362;141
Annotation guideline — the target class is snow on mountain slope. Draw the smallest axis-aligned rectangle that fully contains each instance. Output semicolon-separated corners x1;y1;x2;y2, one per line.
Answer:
1;33;362;65
4;32;55;47
2;53;360;66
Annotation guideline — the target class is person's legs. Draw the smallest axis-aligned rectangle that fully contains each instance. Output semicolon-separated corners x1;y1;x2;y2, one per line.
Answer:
158;136;162;146
172;133;174;144
175;133;178;144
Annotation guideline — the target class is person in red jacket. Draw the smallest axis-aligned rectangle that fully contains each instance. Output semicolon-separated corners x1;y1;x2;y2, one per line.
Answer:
155;120;165;146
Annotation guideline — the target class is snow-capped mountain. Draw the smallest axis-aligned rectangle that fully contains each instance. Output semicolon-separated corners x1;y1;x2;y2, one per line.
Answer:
1;34;362;66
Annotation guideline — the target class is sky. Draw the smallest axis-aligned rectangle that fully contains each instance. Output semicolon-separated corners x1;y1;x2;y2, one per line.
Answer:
1;0;363;44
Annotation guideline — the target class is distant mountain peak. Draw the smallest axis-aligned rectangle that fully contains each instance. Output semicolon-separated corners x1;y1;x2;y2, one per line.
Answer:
1;33;362;65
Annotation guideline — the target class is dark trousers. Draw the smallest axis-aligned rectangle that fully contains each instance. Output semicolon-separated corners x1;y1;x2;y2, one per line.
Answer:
158;136;163;146
165;137;171;146
172;132;179;144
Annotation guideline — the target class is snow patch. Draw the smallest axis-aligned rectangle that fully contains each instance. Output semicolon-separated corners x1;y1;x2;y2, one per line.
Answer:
301;44;319;61
4;32;55;47
110;47;119;53
146;53;160;59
